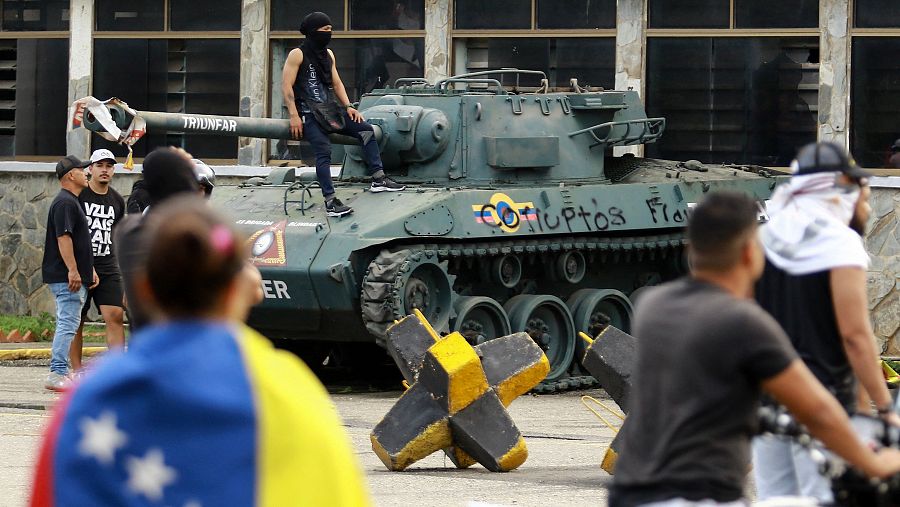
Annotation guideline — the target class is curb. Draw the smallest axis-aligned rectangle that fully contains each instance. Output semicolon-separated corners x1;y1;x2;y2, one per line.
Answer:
0;346;107;361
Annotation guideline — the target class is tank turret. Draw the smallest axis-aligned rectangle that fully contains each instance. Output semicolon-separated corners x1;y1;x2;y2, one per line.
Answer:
73;70;781;391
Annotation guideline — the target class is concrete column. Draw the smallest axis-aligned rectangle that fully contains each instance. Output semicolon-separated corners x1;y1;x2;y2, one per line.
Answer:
614;0;646;156
424;0;451;83
66;0;93;158
239;0;270;166
818;0;851;148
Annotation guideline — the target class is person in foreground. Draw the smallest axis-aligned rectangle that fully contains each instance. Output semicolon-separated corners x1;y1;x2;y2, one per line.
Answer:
30;197;370;507
608;192;900;507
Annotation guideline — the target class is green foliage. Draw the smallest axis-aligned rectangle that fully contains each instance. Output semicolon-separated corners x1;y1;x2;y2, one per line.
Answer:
0;313;56;341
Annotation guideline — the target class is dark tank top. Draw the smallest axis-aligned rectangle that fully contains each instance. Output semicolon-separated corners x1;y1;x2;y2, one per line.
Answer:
293;47;331;114
755;260;856;412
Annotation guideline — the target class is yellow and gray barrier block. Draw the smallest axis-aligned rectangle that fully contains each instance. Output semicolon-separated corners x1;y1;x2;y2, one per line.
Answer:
371;311;549;472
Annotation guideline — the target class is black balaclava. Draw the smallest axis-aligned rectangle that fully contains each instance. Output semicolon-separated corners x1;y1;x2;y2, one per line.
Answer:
299;11;333;86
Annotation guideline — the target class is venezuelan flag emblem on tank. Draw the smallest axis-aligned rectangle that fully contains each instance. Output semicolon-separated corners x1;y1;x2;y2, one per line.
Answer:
472;193;538;233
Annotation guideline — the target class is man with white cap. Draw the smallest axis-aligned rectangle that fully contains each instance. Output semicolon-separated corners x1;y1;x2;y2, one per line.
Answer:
752;141;899;502
70;149;127;371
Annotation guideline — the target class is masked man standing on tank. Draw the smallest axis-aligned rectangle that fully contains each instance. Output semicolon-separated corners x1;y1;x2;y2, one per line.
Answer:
282;11;405;218
752;142;900;504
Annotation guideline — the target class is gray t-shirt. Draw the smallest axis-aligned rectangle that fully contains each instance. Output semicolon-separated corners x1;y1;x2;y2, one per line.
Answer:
610;278;797;506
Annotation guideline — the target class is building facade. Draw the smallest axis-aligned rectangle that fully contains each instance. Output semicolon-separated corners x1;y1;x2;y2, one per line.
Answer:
0;0;896;169
0;0;896;348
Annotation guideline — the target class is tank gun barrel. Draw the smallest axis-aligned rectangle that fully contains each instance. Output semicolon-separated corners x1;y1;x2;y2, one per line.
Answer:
79;101;381;146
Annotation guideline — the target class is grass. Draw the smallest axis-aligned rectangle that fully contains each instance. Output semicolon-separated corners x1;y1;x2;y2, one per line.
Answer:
0;313;56;340
0;314;108;342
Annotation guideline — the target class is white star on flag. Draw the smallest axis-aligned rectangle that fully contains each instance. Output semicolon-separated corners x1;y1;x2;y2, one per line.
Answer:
78;411;128;465
126;448;178;501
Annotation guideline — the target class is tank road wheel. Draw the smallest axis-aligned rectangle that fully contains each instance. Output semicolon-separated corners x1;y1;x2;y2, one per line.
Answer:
401;257;455;330
491;254;522;288
504;295;576;382
361;249;456;346
567;289;634;361
451;296;511;346
555;251;586;284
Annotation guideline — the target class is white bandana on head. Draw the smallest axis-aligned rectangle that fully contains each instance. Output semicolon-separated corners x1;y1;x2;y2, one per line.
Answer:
760;166;868;275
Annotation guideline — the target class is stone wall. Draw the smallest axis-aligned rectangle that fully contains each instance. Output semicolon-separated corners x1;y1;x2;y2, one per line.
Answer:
867;186;900;353
0;167;253;318
1;167;898;350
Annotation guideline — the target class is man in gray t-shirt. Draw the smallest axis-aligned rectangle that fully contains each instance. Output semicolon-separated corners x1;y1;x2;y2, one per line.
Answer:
609;192;900;507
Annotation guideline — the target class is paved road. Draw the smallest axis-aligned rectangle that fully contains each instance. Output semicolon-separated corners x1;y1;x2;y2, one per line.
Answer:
0;365;619;507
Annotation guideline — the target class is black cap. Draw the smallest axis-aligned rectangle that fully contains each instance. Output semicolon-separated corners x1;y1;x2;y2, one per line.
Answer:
142;147;200;206
793;142;871;181
300;11;331;35
55;155;89;179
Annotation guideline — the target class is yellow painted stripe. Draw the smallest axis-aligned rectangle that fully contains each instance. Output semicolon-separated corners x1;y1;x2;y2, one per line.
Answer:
495;353;550;407
427;332;489;415
497;437;528;471
0;346;106;361
235;325;370;507
371;419;452;471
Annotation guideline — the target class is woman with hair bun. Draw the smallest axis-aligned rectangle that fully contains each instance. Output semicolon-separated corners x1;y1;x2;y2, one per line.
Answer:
31;197;370;507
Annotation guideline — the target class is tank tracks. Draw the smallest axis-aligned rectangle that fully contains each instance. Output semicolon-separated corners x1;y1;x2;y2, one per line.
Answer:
361;232;686;393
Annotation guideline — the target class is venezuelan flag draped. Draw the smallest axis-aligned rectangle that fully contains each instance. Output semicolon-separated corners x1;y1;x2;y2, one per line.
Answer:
31;322;370;507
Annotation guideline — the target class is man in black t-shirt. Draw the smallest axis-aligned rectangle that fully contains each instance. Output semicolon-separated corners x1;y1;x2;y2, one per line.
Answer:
609;192;900;507
752;142;899;502
41;156;99;391
70;149;127;371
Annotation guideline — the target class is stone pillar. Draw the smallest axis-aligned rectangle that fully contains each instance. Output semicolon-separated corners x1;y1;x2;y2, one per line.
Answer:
66;0;93;158
239;0;270;166
424;0;451;83
818;0;851;148
614;0;646;156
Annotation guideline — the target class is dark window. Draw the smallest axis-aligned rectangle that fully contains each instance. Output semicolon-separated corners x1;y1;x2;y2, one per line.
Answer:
272;0;345;31
2;0;69;31
851;38;900;168
95;0;164;31
536;0;615;29
350;0;424;30
269;38;424;160
855;0;900;28
735;0;817;28
648;0;729;29
477;38;614;89
2;39;69;156
455;0;531;29
93;39;240;159
645;37;818;166
169;0;241;31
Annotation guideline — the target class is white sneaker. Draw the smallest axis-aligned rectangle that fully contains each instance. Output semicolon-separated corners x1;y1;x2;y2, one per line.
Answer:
44;372;72;392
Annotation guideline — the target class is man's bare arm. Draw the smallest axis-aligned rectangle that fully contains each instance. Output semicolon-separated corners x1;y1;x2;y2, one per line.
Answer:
57;234;82;292
328;49;351;107
831;267;894;413
328;49;364;122
763;360;900;478
282;48;304;139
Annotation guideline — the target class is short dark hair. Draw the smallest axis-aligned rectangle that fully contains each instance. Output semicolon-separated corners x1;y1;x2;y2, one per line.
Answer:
142;196;247;318
687;192;760;272
142;147;199;206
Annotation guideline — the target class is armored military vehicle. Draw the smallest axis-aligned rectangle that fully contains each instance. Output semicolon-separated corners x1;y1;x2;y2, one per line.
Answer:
79;70;781;390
